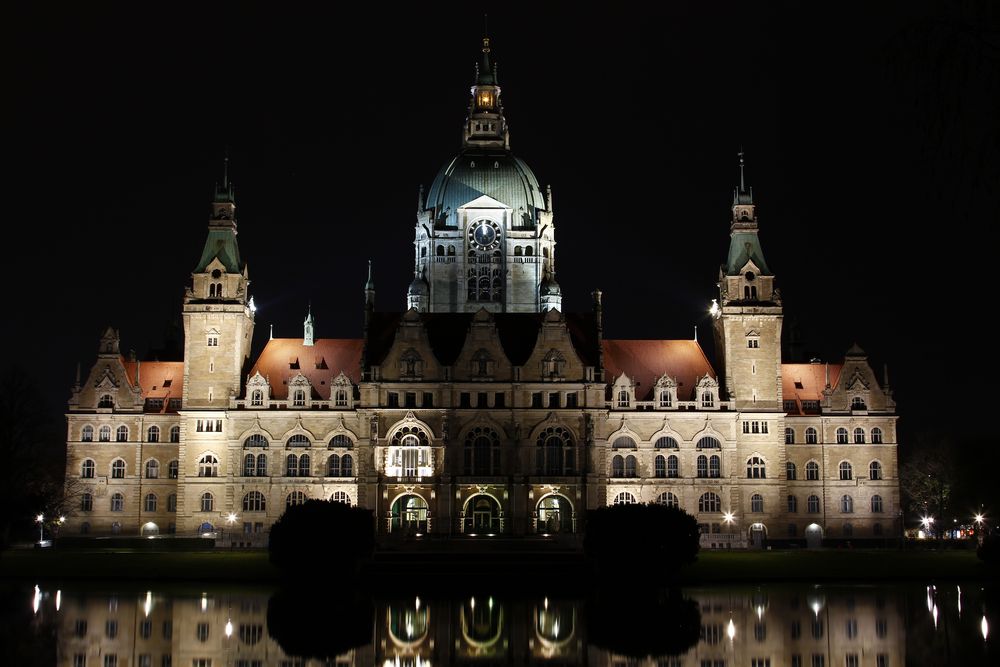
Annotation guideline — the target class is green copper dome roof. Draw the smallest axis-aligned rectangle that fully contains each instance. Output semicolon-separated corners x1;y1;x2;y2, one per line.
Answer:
426;149;546;225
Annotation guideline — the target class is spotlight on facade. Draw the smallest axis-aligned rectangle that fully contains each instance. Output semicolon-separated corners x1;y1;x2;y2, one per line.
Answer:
225;619;233;638
975;513;985;525
983;615;989;641
36;514;44;523
226;512;238;524
723;511;735;525
727;618;735;639
710;299;720;317
248;296;257;314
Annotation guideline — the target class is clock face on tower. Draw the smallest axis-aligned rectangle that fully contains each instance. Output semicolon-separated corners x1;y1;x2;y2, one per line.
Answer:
469;219;501;250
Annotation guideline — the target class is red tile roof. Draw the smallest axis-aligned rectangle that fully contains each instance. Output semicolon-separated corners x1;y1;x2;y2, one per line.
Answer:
122;361;184;409
782;363;843;414
248;338;363;399
602;340;715;401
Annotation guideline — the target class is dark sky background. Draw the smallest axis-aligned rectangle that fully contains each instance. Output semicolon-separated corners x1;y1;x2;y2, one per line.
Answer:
6;2;999;446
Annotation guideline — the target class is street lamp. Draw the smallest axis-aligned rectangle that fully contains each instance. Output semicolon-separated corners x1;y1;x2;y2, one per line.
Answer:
36;514;44;543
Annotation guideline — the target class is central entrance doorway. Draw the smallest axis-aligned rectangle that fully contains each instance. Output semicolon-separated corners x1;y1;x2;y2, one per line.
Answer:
464;494;501;534
391;494;429;535
536;495;574;533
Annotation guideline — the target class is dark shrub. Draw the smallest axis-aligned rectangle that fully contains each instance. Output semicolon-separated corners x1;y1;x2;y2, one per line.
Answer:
583;503;700;573
267;588;373;659
978;534;1000;566
268;499;375;571
588;590;701;658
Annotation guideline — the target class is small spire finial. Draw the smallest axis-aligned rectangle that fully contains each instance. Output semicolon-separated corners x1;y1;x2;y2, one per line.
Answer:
269;323;274;340
223;147;230;190
694;325;698;342
738;146;745;192
484;13;489;45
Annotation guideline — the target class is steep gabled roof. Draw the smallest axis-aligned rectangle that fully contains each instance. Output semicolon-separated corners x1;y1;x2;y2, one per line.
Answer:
602;340;715;401
248;338;363;399
781;363;844;414
121;361;184;411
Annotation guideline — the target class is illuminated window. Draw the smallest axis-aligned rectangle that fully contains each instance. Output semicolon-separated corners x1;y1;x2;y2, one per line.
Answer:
869;461;883;480
698;493;721;513
110;492;124;512
805;461;819;480
200;493;214;512
871;427;883;444
145;459;159;479
613;492;637;505
144;493;157;512
805;427;818;444
82;425;94;442
198;455;219;477
839;461;853;480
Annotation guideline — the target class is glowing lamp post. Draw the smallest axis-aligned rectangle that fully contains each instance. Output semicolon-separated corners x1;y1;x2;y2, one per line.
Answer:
36;514;44;543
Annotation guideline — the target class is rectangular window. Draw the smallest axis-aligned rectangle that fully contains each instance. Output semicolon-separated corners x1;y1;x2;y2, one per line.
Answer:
477;392;488;408
875;618;888;638
207;336;218;347
196;622;209;641
748;338;760;348
792;658;802;667
751;660;771;667
140;620;152;638
104;657;117;667
811;656;825;667
762;421;768;434
783;400;798;412
215;419;222;432
192;661;212;667
162;620;172;639
139;656;152;667
752;421;760;434
802;400;820;413
548;392;560;408
196;420;204;432
743;421;750;433
565;392;578;408
422;392;434;408
387;392;399;408
162;657;172;667
876;655;888;667
74;655;86;667
404;392;417;408
168;398;182;411
494;392;505;408
459;392;471;408
106;620;118;639
531;392;543;408
845;655;859;667
74;619;88;637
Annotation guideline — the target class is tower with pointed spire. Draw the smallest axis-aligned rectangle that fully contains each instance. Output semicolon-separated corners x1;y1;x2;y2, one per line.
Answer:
712;151;783;411
181;155;255;408
411;35;556;313
303;304;315;346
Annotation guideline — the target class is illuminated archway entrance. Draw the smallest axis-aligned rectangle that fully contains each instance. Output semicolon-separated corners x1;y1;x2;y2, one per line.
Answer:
805;523;824;549
391;494;429;535
463;494;502;534
141;522;159;537
536;495;574;534
749;523;767;549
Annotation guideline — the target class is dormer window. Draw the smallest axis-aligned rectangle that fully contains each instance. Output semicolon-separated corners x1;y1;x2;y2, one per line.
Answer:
400;349;423;379
617;390;631;408
207;336;219;347
334;389;348;407
851;396;867;411
250;390;263;407
471;349;494;378
659;391;672;408
98;394;114;409
542;349;565;379
292;389;306;407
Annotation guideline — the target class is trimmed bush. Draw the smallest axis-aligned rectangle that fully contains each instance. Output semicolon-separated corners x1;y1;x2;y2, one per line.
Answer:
268;499;375;571
584;503;700;573
977;534;1000;566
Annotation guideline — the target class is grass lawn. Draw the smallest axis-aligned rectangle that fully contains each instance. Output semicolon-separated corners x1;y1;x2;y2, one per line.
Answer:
0;547;992;585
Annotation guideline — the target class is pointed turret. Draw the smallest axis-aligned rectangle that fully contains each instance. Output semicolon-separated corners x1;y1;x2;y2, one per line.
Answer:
463;35;510;149
303;304;315;346
195;154;243;276
719;150;776;304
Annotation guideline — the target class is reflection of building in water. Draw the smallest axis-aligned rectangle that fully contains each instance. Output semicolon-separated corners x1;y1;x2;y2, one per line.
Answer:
52;587;905;666
62;34;899;547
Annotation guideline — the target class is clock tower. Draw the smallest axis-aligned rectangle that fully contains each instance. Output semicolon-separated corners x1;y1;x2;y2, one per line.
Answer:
408;36;557;313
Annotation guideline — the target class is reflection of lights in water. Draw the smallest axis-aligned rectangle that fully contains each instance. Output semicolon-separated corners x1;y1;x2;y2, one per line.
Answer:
225;619;233;637
932;604;938;629
727;618;736;639
756;605;764;621
488;597;494;609
553;619;560;638
983;615;989;640
415;596;420;611
470;597;475;610
926;586;934;613
55;590;61;612
544;597;549;610
32;586;41;614
201;593;207;612
811;602;821;616
957;585;962;616
406;617;414;638
144;591;152;617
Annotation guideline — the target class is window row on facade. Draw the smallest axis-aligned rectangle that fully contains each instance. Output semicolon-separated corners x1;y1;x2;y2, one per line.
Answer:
784;426;885;445
78;424;181;443
786;460;886;481
78;489;353;515
608;490;888;516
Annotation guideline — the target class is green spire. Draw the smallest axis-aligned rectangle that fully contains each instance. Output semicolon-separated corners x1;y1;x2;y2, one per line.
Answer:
195;154;242;273
476;35;496;85
213;151;235;204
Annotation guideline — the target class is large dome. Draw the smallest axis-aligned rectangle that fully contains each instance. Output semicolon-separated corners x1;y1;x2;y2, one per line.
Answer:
426;149;546;226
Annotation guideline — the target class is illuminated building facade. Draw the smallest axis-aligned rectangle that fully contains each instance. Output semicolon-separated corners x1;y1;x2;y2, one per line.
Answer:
63;38;899;546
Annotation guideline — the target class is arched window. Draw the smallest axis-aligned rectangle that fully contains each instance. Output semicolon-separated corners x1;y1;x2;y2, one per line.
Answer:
250;390;264;406
243;453;256;476
331;491;351;505
145;459;159;479
871;495;884;513
111;459;126;479
341;454;353;477
286;491;307;508
81;459;96;478
244;434;269;448
169;426;180;443
655;436;679;449
420;246;427;258
327;454;341;477
869;461;883;480
535;426;575;475
701;392;715;408
146;425;159;443
514;245;523;256
525;246;534;256
110;492;124;512
292;390;306;407
612;436;636;450
330;434;352;449
116;425;129;442
200;492;214;512
841;495;854;513
144;493;157;512
747;456;766;479
785;428;795;444
611;455;624;477
654;455;666;478
168;460;179;479
787;495;798;513
697;436;721;450
666;454;679;478
709;455;721;478
751;493;764;513
697;455;708;478
287;434;311;447
786;461;797;480
448;245;456;256
851;396;867;410
256;453;267;477
836;428;848;444
243;491;266;512
167;494;177;512
464;427;500;475
624;455;637;478
99;425;112;442
82;425;94;442
807;495;820;513
853;428;865;444
657;492;679;508
839;461;853;480
805;427;818;444
198;455;219;477
613;492;637;505
81;492;93;512
98;394;114;409
805;461;820;480
298;453;311;477
698;492;721;513
871;427;883;444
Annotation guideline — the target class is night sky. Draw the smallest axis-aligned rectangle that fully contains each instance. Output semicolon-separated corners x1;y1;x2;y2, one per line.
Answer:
6;2;998;444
